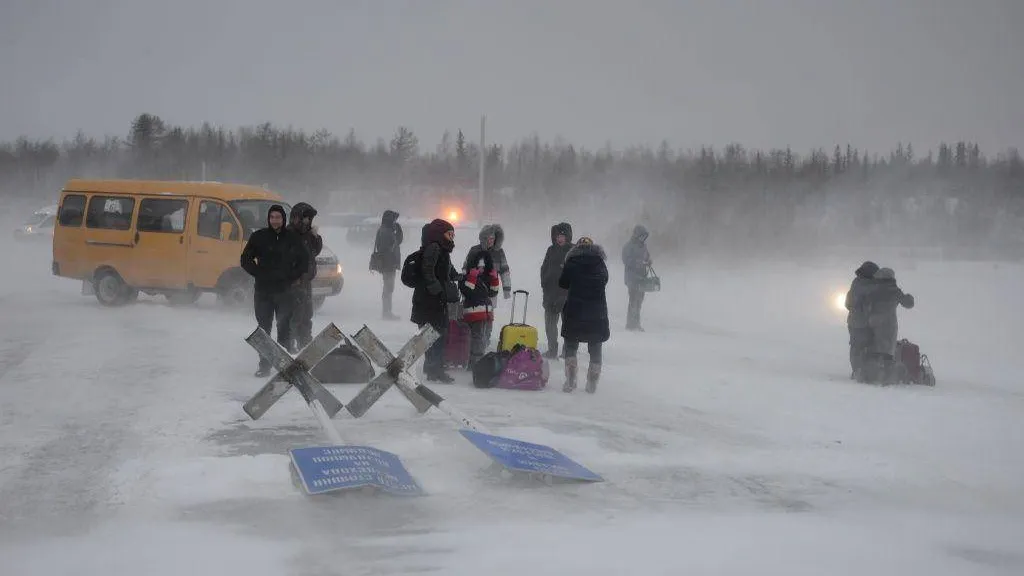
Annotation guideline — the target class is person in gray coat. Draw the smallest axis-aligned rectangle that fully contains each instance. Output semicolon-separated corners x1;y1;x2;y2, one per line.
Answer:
621;224;651;331
863;267;915;383
844;260;879;380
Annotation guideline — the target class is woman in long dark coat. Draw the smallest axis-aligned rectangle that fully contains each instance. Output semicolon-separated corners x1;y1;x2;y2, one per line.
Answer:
557;236;610;393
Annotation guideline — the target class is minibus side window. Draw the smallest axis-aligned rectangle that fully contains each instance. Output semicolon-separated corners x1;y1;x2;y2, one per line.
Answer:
58;195;86;227
86;196;135;230
138;198;188;233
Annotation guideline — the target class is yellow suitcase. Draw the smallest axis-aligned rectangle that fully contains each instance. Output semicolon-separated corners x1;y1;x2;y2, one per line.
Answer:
497;290;539;352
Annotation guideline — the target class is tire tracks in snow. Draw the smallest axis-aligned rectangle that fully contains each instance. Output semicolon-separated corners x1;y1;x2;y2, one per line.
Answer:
0;300;179;541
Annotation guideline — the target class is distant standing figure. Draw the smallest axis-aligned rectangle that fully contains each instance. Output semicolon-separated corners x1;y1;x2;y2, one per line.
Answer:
540;222;573;359
558;237;610;394
240;204;308;377
844;260;879;380
370;209;404;320
621;224;651;331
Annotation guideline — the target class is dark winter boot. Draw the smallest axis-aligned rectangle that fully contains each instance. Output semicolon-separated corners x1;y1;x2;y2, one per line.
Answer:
426;369;455;384
585;362;601;393
543;341;559;360
254;362;271;378
563;356;578;392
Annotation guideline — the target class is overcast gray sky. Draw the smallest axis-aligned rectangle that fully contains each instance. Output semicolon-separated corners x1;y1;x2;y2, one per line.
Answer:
1;0;1021;154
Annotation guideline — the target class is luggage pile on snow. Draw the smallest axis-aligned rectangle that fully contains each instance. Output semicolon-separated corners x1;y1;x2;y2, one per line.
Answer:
892;339;936;386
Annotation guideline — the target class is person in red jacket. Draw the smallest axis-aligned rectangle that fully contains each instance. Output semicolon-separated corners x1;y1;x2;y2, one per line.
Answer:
460;250;500;368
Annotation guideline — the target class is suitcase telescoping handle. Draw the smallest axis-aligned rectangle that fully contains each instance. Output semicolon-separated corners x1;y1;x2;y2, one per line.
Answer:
510;289;529;325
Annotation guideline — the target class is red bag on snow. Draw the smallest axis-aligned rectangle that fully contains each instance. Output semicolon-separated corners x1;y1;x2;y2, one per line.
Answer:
444;319;471;369
895;338;936;386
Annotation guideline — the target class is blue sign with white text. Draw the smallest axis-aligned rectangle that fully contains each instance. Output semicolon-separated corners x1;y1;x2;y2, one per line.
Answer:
289;445;424;496
459;429;603;482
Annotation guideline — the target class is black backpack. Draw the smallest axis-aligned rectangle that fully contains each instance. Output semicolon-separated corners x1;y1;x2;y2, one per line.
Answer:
472;350;512;388
400;249;423;288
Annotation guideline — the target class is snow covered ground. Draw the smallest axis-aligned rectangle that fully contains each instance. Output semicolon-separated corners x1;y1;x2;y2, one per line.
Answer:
1;222;1022;576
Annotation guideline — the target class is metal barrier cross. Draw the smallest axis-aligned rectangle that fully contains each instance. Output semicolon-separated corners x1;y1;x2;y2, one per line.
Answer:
241;323;425;497
344;324;438;418
243;323;346;421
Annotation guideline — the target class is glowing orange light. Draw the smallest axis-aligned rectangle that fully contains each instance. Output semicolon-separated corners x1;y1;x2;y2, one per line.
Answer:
447;209;459;222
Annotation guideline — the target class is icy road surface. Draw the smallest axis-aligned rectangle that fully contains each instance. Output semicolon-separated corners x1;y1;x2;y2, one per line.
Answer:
0;226;1022;576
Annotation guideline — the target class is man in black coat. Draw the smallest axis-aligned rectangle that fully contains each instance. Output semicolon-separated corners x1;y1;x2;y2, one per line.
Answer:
558;236;610;394
240;204;309;377
370;209;403;320
287;202;323;351
411;218;460;383
539;222;573;358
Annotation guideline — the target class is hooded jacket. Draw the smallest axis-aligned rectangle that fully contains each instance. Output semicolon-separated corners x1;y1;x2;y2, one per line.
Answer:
540;222;573;309
558;241;610;343
287;202;323;282
371;209;404;272
844;261;879;329
463;224;511;296
240;204;309;293
621;224;651;287
411;218;459;328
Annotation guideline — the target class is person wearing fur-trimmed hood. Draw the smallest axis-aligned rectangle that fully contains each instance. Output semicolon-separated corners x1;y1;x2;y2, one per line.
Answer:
462;223;511;345
558;236;609;394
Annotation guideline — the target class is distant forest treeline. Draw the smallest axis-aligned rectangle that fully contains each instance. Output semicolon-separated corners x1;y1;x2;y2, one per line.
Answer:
2;113;1022;259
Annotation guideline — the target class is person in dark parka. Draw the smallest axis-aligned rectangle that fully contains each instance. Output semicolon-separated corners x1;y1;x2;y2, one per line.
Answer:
558;236;610;394
411;218;460;382
539;222;573;359
287;202;323;352
370;209;403;320
621;224;652;331
240;204;309;376
844;260;879;380
863;267;915;384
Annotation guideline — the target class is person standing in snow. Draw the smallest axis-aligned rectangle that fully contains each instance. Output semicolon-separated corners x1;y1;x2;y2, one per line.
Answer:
287;202;323;352
621;224;652;331
369;209;403;320
540;222;573;359
462;224;511;344
844;260;879;380
460;250;500;368
240;204;309;376
411;218;461;383
558;237;610;393
862;267;915;384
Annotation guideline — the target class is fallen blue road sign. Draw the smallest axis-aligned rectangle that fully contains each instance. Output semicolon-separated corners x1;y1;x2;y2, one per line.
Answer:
289;445;424;496
459;429;603;482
